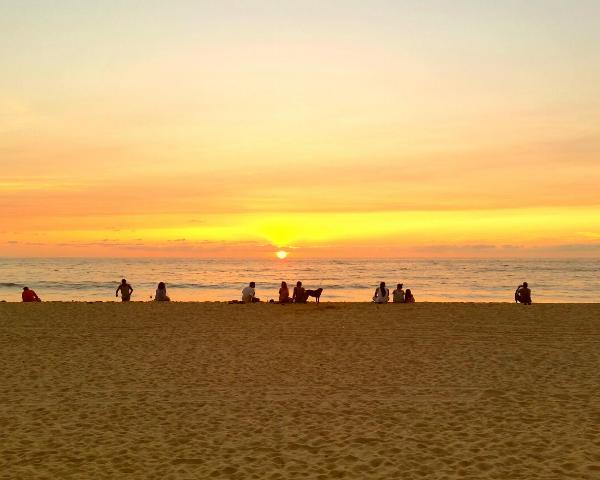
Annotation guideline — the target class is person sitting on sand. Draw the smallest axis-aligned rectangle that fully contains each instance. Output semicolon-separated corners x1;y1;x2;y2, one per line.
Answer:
22;286;41;302
154;282;170;302
392;283;405;303
116;279;133;302
279;281;292;303
373;282;389;303
404;289;415;303
242;282;260;303
515;282;532;305
292;281;307;303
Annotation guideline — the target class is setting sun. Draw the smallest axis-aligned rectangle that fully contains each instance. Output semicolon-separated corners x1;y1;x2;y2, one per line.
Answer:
276;251;288;260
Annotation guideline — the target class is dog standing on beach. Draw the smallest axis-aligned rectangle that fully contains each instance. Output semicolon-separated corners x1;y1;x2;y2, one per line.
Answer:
304;288;324;304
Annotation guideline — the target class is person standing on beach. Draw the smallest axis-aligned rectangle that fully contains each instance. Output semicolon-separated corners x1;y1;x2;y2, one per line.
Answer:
515;282;532;304
22;287;41;302
373;282;389;303
392;283;405;303
116;279;133;302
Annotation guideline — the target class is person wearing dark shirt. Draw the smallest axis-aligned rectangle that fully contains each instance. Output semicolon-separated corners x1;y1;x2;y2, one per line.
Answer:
515;282;532;304
292;281;307;303
279;281;292;303
116;279;134;302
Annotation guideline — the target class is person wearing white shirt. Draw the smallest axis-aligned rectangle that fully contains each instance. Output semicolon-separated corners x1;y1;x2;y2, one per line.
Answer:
373;281;390;303
242;282;259;303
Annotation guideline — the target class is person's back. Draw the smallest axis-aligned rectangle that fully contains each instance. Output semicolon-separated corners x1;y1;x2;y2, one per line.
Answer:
155;282;170;301
404;289;415;303
392;284;405;303
279;282;290;303
293;281;306;303
242;282;257;303
22;287;41;302
515;282;532;305
373;282;389;303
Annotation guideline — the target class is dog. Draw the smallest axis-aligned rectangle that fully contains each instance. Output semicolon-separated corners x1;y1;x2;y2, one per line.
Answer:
304;288;324;304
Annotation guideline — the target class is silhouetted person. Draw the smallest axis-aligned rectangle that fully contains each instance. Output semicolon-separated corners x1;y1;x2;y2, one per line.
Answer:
373;281;389;303
293;281;306;303
22;287;41;302
242;282;260;303
154;282;170;301
404;289;415;303
515;282;532;304
392;283;405;303
279;281;291;303
116;279;133;302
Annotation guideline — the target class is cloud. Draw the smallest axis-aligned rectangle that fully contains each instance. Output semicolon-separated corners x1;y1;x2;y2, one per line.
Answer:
551;243;600;252
578;232;600;240
414;244;498;252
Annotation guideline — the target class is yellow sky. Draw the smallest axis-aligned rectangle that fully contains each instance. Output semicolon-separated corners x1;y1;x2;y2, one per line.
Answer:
1;1;599;258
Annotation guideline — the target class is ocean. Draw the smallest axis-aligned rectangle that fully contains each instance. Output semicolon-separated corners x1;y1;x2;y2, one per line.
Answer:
1;257;598;303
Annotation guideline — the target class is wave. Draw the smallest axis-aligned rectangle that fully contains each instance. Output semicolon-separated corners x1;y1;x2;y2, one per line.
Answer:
1;258;598;302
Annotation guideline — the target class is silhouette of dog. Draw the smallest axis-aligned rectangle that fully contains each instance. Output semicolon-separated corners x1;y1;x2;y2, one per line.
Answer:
304;288;324;304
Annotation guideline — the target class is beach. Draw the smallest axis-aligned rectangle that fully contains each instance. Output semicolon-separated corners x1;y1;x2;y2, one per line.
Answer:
1;302;599;479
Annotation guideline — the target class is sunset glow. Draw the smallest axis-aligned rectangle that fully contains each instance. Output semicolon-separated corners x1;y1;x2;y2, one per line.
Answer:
2;1;599;258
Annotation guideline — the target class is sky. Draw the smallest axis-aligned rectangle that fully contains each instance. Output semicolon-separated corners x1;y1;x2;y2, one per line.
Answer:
1;0;599;258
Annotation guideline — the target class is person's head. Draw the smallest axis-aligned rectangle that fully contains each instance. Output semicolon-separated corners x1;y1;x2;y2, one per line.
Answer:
249;281;255;288
281;281;287;288
23;286;29;291
121;279;127;284
406;289;412;296
158;282;165;290
523;282;528;288
297;281;302;287
380;281;386;288
397;283;403;289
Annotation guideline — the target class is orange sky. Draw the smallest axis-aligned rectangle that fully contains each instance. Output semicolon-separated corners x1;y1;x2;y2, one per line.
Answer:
1;1;599;258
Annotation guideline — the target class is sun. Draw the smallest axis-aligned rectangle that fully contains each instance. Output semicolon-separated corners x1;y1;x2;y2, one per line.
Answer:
276;250;288;259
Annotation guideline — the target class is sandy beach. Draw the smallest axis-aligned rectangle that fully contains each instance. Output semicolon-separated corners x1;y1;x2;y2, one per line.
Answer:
1;302;599;479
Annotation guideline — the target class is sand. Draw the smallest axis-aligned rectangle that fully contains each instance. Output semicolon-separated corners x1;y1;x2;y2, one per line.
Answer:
1;302;600;479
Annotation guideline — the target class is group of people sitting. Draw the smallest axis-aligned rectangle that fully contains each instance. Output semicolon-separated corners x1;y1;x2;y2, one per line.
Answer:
239;281;318;304
20;279;533;304
278;281;319;303
373;282;415;304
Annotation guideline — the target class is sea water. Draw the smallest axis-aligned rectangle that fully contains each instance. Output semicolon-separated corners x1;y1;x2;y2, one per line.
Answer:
1;257;598;303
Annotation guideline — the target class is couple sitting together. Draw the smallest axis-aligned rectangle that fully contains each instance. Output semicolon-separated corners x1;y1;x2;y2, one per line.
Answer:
239;281;322;304
279;281;322;303
373;282;414;304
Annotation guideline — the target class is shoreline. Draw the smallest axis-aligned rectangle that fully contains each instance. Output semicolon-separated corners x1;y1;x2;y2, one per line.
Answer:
3;300;600;304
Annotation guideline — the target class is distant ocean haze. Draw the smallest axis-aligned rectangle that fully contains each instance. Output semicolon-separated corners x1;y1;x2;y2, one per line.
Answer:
0;257;598;303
